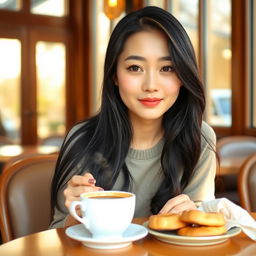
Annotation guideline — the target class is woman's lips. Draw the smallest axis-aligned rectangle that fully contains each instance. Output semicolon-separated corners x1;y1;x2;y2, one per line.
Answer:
138;98;162;107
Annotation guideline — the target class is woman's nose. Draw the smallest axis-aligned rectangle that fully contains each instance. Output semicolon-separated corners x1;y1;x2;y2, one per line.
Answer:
142;71;158;92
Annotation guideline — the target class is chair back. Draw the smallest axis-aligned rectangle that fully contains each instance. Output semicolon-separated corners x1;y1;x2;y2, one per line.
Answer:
40;135;64;148
0;154;58;243
217;136;256;157
238;153;256;212
215;136;256;205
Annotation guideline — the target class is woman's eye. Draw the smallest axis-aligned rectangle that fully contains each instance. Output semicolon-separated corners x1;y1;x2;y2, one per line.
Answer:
161;66;174;72
127;65;142;72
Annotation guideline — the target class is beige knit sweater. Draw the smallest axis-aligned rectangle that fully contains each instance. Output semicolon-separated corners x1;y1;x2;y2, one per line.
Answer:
49;121;216;229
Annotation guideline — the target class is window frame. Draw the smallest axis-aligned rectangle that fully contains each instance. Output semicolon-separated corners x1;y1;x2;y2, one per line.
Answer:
0;0;92;144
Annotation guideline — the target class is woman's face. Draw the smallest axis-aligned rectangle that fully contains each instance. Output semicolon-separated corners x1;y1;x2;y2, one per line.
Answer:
116;29;182;123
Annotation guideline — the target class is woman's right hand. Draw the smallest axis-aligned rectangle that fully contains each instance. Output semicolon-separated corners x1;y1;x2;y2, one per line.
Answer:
63;172;103;209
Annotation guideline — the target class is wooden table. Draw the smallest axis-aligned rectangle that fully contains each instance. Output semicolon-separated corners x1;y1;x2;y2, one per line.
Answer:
0;215;255;256
0;144;59;163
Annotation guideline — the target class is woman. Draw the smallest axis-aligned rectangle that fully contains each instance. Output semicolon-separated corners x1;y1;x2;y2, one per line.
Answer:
50;6;216;228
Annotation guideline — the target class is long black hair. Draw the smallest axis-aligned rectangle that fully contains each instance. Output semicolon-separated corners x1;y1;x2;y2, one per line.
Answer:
51;6;207;216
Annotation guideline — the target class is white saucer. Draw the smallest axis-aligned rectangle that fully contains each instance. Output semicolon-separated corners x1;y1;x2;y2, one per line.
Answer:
143;221;241;246
65;223;148;249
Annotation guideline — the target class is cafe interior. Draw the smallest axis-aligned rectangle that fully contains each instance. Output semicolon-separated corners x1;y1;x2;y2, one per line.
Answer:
0;0;256;255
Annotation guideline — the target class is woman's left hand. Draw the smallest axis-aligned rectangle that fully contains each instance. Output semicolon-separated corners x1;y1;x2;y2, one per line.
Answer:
159;194;197;214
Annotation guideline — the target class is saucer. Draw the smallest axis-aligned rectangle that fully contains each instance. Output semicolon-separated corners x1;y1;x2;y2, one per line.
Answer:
65;223;148;249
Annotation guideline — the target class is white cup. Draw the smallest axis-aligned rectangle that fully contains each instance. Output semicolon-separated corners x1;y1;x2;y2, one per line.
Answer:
69;191;136;239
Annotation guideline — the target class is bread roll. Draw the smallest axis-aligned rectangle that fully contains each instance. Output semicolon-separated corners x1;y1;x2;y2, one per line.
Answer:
177;225;227;236
180;210;226;227
148;213;187;230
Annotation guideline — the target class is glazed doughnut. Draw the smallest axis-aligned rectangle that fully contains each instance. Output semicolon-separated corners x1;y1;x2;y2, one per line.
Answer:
177;225;227;237
180;210;226;227
148;213;187;230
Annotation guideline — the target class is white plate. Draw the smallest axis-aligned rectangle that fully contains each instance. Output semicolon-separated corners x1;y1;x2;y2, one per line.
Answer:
65;223;148;249
143;221;241;246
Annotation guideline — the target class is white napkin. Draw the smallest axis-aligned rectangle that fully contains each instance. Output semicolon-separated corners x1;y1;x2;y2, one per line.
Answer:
198;198;256;241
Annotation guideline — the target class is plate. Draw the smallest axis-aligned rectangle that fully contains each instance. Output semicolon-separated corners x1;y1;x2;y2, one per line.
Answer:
65;223;148;249
143;221;241;246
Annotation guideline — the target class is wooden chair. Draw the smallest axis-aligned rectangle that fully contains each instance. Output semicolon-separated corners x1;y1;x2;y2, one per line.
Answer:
238;153;256;212
2;151;56;171
40;135;64;148
217;136;256;157
0;154;58;243
215;136;256;205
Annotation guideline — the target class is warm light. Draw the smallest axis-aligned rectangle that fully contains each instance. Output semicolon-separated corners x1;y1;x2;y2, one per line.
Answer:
0;145;23;156
38;145;59;154
108;0;117;7
104;0;125;19
31;0;66;17
0;39;21;80
222;48;232;59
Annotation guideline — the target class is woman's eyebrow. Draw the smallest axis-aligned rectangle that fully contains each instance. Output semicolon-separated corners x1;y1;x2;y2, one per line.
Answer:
124;55;172;61
124;55;145;61
160;56;172;61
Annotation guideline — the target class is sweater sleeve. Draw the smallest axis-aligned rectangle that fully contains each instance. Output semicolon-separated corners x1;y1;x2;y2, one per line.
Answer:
182;122;217;202
48;206;68;229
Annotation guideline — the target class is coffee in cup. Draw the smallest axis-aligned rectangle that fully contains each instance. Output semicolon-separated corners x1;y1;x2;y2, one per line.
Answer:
69;191;135;239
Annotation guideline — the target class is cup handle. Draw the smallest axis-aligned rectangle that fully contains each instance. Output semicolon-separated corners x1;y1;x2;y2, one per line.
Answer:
69;201;90;229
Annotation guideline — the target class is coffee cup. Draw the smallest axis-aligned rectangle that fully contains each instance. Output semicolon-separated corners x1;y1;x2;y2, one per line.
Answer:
69;191;136;239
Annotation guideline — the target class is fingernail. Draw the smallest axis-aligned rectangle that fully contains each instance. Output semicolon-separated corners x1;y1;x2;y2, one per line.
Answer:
98;188;104;191
88;178;95;184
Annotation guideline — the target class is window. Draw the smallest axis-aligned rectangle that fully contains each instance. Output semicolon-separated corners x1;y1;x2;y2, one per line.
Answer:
0;0;20;11
92;0;125;112
168;0;199;60
205;0;232;127
0;0;69;144
36;41;66;139
145;0;165;9
248;0;256;128
0;39;21;141
31;0;67;16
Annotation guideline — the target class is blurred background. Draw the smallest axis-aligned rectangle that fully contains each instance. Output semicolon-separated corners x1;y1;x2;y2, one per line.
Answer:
0;0;255;145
